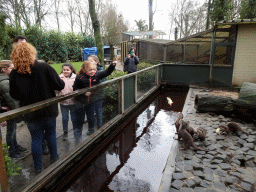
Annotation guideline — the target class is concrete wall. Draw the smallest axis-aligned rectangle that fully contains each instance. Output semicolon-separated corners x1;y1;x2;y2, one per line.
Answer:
232;24;256;86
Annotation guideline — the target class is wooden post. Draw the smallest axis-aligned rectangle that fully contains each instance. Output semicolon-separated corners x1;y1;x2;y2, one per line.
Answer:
0;137;9;192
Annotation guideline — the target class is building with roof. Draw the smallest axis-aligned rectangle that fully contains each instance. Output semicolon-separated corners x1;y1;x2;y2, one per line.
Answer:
121;19;256;87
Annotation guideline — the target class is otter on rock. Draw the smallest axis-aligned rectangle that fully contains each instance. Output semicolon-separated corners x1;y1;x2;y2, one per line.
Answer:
178;119;203;151
174;112;183;133
184;120;196;136
218;122;249;138
196;127;207;141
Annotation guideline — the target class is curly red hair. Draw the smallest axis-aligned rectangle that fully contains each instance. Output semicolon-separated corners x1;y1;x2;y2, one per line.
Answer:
78;61;96;75
11;42;36;74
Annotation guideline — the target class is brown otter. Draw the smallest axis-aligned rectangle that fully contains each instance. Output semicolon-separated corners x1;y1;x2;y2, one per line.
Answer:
174;112;183;133
184;120;196;136
178;119;203;150
196;127;207;141
218;122;249;137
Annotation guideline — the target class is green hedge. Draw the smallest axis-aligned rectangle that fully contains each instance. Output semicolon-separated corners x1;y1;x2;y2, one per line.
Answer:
1;25;95;62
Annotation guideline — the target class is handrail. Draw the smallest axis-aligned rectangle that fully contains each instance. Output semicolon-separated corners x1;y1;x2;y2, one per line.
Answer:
0;64;161;123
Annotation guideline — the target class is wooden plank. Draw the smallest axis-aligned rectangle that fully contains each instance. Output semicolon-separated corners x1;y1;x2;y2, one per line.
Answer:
0;137;9;192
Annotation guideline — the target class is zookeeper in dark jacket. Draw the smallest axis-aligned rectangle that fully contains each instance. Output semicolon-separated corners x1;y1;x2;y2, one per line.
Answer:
9;42;65;173
123;47;139;73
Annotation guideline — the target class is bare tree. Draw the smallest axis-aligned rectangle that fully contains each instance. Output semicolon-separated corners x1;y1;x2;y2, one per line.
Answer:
66;0;76;32
102;3;128;59
53;0;61;32
169;0;206;38
89;0;104;65
33;0;48;27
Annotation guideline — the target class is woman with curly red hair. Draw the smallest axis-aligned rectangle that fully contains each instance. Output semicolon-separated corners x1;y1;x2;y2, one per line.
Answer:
9;42;65;173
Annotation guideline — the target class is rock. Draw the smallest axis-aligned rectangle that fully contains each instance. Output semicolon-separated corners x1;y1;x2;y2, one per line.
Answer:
209;164;218;169
185;179;196;188
229;171;242;178
200;180;212;188
246;138;255;143
234;149;244;156
219;163;231;170
182;187;193;192
193;170;204;179
214;169;227;177
170;188;179;192
197;151;206;155
229;184;245;192
243;142;254;149
204;174;214;182
207;145;217;151
211;159;223;164
240;147;250;152
204;154;214;159
214;154;228;162
193;163;204;171
213;181;227;191
194;187;205;192
192;176;202;185
216;135;226;141
245;160;255;167
245;154;254;161
184;160;193;166
247;150;256;156
242;177;255;185
207;151;217;156
240;181;253;192
173;173;186;180
185;155;193;160
184;165;193;171
240;134;248;140
224;176;239;185
230;146;240;150
171;180;184;190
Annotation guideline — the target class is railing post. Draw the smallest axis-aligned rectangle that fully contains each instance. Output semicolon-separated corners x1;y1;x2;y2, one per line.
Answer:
155;66;159;86
135;74;138;103
0;137;9;192
118;79;124;114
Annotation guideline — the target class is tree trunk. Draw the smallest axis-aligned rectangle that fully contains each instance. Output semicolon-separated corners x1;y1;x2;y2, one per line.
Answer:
194;94;234;112
89;0;104;68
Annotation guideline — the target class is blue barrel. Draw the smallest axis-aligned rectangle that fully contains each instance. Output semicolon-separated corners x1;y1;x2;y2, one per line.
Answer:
83;47;98;61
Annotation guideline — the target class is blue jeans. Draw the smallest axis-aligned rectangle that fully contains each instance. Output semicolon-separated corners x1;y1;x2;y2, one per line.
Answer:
26;117;58;170
6;120;18;155
95;100;103;128
60;104;76;132
73;102;95;142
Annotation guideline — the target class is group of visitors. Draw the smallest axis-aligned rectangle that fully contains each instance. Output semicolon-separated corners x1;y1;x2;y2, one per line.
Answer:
0;36;117;173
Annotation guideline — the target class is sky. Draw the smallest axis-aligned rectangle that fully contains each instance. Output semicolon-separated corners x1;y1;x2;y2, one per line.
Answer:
113;0;205;40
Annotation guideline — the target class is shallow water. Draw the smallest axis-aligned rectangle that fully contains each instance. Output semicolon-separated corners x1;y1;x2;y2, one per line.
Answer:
66;99;182;192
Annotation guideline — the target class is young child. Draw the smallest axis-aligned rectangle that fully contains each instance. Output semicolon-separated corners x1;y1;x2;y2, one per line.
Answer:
88;55;106;129
56;63;76;140
73;60;116;142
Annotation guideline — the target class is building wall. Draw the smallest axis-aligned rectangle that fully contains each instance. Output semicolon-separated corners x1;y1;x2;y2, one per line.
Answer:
232;24;256;86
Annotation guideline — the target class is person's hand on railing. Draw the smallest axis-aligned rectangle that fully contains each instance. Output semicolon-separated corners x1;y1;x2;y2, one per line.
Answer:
85;92;91;97
0;121;7;127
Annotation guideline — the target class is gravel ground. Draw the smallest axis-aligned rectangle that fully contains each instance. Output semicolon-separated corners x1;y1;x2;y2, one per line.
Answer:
169;87;256;192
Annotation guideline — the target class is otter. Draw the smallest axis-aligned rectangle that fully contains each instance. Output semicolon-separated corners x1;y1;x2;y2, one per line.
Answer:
184;120;196;136
177;119;203;151
174;112;183;133
218;122;249;138
196;127;207;141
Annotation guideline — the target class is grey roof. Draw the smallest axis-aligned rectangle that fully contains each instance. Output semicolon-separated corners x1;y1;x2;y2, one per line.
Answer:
123;30;166;36
216;18;256;25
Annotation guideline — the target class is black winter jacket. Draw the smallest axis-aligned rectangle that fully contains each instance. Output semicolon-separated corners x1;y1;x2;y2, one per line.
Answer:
123;56;139;73
73;63;115;104
9;60;65;122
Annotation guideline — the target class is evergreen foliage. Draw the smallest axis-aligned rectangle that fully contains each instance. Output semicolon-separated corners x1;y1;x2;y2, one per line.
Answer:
0;24;95;62
240;0;256;19
210;0;233;22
